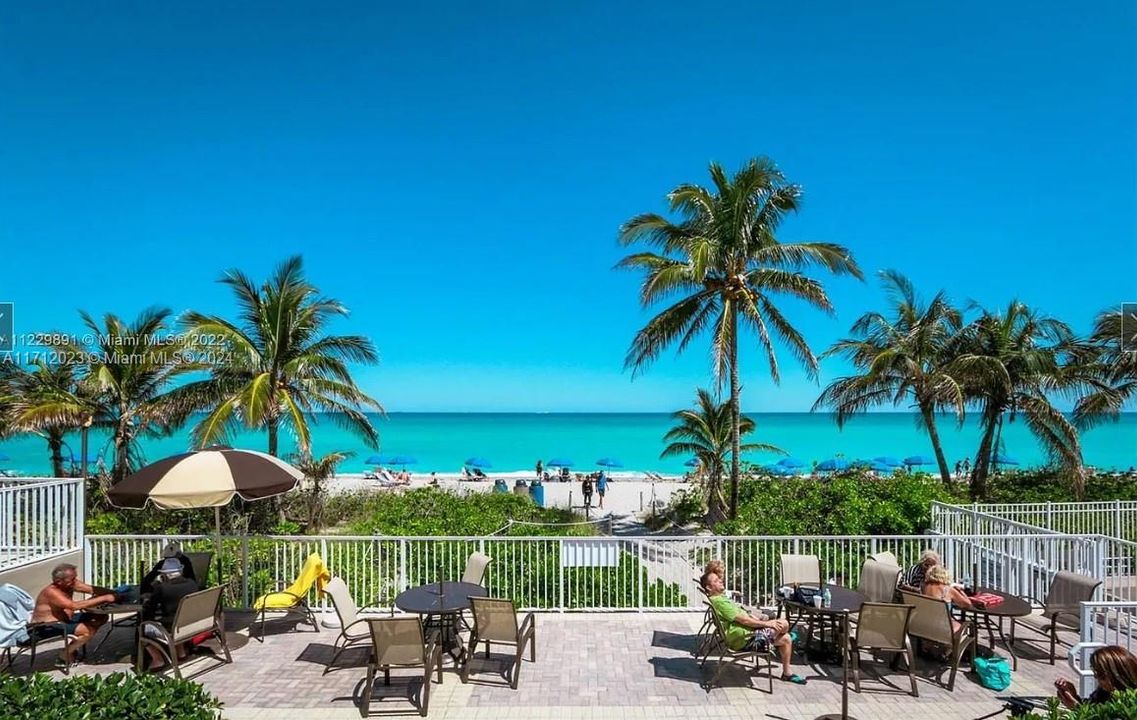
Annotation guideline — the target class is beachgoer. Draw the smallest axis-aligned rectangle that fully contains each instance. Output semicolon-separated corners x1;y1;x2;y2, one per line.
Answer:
962;458;971;474
31;563;116;668
535;460;543;479
703;560;745;604
954;460;962;478
921;565;973;632
581;474;593;508
701;571;805;684
141;541;197;594
1056;645;1137;707
596;471;607;508
140;558;201;671
430;472;439;487
901;549;940;590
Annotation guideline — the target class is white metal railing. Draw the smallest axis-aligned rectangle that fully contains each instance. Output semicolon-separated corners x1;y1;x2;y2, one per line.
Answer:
1070;601;1137;698
0;477;85;571
87;532;1116;613
935;500;1137;542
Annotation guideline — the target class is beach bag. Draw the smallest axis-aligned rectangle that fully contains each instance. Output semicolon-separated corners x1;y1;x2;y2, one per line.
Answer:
973;655;1011;691
791;586;820;606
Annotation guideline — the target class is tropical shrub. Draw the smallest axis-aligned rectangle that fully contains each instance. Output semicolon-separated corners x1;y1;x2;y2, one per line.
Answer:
1019;690;1137;719
0;672;222;720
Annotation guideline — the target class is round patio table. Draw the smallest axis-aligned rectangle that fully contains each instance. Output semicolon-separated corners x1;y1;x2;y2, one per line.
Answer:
778;586;864;720
957;587;1031;669
395;581;486;667
86;602;145;657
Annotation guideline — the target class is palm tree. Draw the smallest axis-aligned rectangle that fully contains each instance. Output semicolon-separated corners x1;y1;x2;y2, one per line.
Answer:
290;450;352;533
659;388;782;522
1072;306;1137;430
618;157;861;518
76;309;199;484
0;359;92;477
814;271;964;485
178;256;382;456
950;301;1086;499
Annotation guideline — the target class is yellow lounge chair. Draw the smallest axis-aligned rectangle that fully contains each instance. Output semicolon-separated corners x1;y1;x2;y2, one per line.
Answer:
253;553;329;641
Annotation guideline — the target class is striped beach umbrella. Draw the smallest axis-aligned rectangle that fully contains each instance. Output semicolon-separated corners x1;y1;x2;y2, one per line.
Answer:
107;448;302;510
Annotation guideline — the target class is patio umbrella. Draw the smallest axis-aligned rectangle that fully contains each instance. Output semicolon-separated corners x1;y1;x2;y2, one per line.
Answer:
777;458;806;469
107;447;303;561
546;458;574;468
766;464;797;476
873;456;902;467
595;458;623;468
464;457;492;468
817;458;851;472
871;462;895;473
993;453;1019;466
904;455;936;467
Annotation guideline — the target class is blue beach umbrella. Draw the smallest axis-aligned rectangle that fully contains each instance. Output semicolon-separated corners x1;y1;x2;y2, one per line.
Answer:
873;456;902;468
683;458;700;468
464;457;492;468
766;464;797;476
904;455;936;467
817;458;851;472
850;459;873;469
365;454;390;466
993;453;1019;466
777;458;806;469
546;458;574;468
595;458;623;468
871;462;895;473
387;455;418;467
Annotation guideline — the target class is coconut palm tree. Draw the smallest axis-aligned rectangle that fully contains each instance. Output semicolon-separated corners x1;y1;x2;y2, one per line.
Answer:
660;388;782;522
290;450;352;533
177;256;382;456
0;359;92;477
1072;306;1137;430
813;271;964;485
950;301;1087;499
618;157;861;518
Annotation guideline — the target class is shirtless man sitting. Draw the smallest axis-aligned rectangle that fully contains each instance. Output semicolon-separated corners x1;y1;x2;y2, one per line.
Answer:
31;563;116;669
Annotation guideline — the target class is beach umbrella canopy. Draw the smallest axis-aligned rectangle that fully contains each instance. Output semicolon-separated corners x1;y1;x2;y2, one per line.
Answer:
683;458;700;468
766;464;797;476
386;455;417;466
546;458;574;467
873;456;902;467
871;462;895;473
107;448;303;510
464;457;492;468
777;458;806;469
904;455;936;466
364;454;389;465
993;453;1019;466
850;459;873;469
595;458;623;468
817;458;851;472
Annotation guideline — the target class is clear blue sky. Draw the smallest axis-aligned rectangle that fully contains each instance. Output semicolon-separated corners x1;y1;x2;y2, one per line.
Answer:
1;2;1134;412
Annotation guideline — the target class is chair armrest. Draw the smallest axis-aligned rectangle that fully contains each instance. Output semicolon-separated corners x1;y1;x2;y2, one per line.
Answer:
264;590;307;606
519;612;536;637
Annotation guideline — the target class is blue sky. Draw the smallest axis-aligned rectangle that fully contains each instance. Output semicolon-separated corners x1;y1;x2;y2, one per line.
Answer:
1;2;1134;412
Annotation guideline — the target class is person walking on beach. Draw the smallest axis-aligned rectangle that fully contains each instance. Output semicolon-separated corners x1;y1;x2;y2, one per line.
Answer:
535;460;543;479
596;471;608;509
581;474;594;509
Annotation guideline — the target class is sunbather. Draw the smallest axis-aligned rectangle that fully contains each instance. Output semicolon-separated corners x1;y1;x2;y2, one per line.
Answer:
31;563;116;669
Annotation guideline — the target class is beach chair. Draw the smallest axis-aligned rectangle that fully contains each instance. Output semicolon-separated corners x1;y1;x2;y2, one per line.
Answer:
252;553;328;641
460;597;536;689
1;620;77;674
702;600;774;693
869;551;899;566
322;577;385;674
377;469;399;486
1010;570;1102;664
856;559;902;604
900;589;973;691
361;617;442;717
461;552;493;585
136;585;231;679
848;602;918;697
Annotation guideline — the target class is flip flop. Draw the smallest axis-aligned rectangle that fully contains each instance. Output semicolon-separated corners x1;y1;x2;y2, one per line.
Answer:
781;673;807;685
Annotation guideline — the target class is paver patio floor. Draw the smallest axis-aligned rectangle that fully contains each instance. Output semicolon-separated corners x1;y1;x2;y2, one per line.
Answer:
12;611;1077;720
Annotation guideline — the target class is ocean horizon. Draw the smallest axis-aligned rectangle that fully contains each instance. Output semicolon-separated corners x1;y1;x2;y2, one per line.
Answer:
2;412;1134;477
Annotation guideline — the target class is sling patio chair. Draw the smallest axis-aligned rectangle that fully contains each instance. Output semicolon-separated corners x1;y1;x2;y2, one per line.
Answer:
1;621;78;674
900;589;973;691
702;600;774;694
136;585;232;680
1010;570;1102;664
360;617;442;718
869;550;899;566
779;554;822;640
460;596;535;689
848;601;918;697
323;577;387;674
461;552;492;585
252;553;328;641
692;579;718;665
856;559;903;604
183;552;214;587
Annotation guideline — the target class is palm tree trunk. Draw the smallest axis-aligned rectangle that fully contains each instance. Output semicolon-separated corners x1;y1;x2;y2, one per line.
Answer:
267;416;278;457
728;314;741;521
919;403;952;486
48;434;65;478
970;408;1000;500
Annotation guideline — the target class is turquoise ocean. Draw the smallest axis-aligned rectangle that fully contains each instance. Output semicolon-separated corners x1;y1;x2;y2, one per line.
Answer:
2;413;1134;476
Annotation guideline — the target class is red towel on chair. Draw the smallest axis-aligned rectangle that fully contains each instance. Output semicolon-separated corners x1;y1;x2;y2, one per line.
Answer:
971;592;1003;607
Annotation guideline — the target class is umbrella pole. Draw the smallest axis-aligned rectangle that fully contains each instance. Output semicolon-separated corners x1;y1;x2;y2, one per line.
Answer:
214;505;222;583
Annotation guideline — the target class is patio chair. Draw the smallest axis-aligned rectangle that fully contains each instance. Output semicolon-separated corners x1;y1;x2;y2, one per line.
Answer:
461;552;492;585
1010;570;1102;664
459;597;535;689
1;621;77;674
856;559;902;603
252;553;328;641
869;551;899;566
323;577;385;675
361;617;442;718
702;601;774;693
136;585;231;679
900;589;973;691
692;579;717;665
848;602;918;697
779;554;821;588
184;552;213;587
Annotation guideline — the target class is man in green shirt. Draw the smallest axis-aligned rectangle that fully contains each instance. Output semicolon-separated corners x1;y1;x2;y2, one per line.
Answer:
701;571;806;684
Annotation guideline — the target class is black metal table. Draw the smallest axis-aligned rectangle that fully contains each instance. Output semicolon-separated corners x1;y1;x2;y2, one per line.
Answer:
87;602;145;657
394;581;486;666
957;586;1032;669
778;586;865;720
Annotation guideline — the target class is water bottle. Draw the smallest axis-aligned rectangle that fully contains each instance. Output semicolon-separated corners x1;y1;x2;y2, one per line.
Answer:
823;586;832;609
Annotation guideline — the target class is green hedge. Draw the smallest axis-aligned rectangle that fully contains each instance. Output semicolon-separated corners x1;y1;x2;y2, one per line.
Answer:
1021;690;1137;719
0;672;222;720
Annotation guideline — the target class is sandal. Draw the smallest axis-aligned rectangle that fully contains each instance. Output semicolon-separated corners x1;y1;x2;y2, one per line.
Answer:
781;673;807;685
